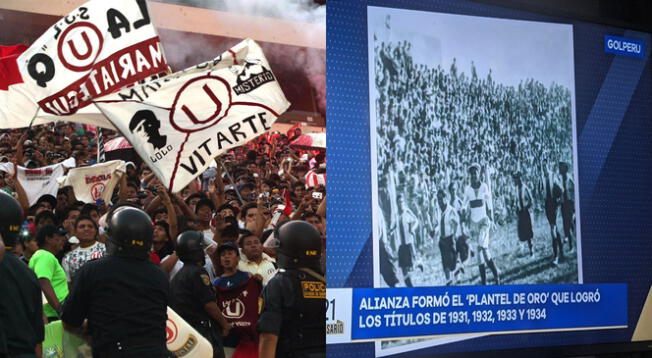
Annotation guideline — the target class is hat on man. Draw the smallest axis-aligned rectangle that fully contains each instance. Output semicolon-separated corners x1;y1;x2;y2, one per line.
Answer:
217;241;239;256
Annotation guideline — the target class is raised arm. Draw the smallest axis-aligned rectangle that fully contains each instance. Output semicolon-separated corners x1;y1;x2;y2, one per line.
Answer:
316;194;326;219
249;196;267;238
290;193;311;220
160;187;178;242
15;131;28;166
208;164;225;209
117;174;128;204
11;162;29;216
171;192;198;221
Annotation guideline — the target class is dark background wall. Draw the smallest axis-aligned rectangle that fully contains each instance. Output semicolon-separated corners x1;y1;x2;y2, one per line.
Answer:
473;0;652;33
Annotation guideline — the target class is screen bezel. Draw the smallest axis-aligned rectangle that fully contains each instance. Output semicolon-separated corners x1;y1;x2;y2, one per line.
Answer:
372;1;652;356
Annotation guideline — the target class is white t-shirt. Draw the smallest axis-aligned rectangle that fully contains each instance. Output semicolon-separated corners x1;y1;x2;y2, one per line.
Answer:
238;253;277;286
201;229;215;246
0;158;76;205
58;160;126;203
62;241;106;281
398;208;418;245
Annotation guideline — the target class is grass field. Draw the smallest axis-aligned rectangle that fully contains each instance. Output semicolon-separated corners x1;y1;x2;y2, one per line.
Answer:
386;210;579;287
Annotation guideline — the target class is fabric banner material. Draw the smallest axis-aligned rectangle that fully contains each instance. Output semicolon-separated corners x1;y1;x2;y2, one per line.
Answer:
94;38;290;192
58;160;125;203
0;158;76;205
0;0;168;128
166;306;213;357
305;170;326;188
0;44;37;128
215;276;262;343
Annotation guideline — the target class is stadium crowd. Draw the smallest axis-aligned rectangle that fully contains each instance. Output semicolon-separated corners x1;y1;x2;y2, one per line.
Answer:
0;121;326;357
373;40;576;286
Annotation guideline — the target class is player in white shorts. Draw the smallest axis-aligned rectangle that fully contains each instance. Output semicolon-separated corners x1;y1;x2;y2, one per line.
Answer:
464;164;500;285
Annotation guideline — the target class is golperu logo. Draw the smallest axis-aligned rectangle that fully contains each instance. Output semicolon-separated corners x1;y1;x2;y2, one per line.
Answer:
604;35;645;58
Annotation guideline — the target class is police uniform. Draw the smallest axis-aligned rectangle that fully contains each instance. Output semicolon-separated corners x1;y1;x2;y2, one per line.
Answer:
0;254;44;358
61;206;171;358
0;322;5;358
257;268;325;358
61;255;170;357
0;191;44;358
169;263;224;355
257;220;325;358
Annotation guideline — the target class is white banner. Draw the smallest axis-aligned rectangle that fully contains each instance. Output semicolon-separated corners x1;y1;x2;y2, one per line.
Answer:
0;0;168;128
0;158;76;206
94;38;290;192
166;307;213;357
32;105;117;130
58;160;126;203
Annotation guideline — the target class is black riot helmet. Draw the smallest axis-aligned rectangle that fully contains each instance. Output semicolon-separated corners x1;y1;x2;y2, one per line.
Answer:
0;191;24;249
176;231;205;263
275;220;322;271
105;206;153;259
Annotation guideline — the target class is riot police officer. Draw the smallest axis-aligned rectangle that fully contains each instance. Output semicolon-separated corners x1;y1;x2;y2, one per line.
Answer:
61;205;172;358
169;231;231;358
0;191;44;358
257;220;326;358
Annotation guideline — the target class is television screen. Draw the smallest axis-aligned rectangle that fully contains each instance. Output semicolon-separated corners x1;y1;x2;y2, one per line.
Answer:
327;0;652;357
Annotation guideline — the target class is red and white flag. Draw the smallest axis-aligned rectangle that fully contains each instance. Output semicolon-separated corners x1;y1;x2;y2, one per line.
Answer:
0;0;168;128
0;44;37;127
94;39;290;193
305;170;326;188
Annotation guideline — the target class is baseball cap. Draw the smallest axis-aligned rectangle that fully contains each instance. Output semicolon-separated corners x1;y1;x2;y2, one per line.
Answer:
216;241;239;256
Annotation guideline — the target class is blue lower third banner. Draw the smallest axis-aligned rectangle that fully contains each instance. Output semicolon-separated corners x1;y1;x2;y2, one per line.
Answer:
350;284;627;340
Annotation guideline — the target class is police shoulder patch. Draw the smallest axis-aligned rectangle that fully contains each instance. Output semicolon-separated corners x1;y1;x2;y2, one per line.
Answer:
200;274;211;286
301;280;326;299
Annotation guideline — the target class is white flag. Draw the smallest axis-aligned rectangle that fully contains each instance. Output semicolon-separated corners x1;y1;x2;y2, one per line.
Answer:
94;39;290;193
0;158;77;206
0;0;168;128
58;160;126;203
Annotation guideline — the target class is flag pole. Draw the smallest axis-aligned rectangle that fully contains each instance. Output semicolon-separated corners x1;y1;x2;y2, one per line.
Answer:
26;108;39;131
219;159;245;206
96;128;105;163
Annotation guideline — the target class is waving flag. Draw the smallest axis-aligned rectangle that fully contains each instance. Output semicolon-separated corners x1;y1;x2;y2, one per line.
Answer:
94;39;290;193
0;0;168;128
0;44;37;128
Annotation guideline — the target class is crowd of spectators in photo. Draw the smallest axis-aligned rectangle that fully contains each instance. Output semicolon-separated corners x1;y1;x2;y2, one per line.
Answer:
0;121;326;356
373;40;574;239
372;41;579;289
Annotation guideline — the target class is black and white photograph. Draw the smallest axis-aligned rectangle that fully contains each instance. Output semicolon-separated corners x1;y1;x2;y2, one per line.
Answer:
368;6;581;299
367;6;581;355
